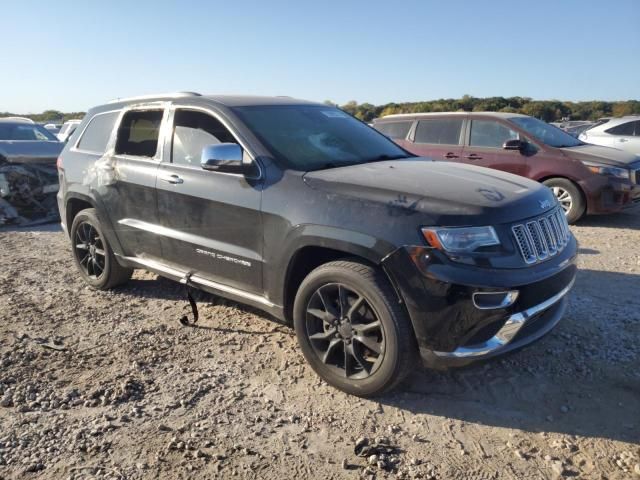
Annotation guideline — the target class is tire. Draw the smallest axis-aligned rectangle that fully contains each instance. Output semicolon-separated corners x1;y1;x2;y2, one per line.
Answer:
293;259;417;397
542;178;585;224
70;208;132;289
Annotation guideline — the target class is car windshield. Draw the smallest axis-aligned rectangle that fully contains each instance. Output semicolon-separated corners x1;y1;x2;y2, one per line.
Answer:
232;105;411;170
0;123;58;141
510;116;582;148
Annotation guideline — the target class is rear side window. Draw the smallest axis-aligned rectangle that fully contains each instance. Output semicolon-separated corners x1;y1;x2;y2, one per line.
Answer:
414;118;463;145
469;120;518;148
77;112;119;153
605;121;637;136
375;121;412;140
115;110;163;157
172;110;237;166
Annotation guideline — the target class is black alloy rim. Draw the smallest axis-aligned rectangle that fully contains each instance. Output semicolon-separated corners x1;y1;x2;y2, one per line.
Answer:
305;283;385;379
74;221;106;279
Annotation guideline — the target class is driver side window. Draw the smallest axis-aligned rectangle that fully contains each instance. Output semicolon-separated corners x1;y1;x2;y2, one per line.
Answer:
172;110;237;166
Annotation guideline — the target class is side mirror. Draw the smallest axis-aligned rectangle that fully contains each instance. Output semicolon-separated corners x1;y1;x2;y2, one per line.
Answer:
503;139;524;151
201;143;244;173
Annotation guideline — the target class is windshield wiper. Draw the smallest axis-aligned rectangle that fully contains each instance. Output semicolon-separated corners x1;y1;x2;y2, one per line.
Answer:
365;154;410;163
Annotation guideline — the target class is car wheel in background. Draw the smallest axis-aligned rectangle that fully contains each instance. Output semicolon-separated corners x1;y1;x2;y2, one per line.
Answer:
70;208;133;289
543;178;585;224
293;259;417;397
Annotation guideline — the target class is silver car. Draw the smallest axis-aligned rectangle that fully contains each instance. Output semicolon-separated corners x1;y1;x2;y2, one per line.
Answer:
579;116;640;156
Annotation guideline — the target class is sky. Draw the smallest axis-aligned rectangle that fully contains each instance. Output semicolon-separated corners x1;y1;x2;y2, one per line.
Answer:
2;0;639;113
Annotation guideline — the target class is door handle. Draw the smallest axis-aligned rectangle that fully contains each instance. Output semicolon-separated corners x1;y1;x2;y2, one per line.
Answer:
444;152;459;159
619;138;628;142
465;154;483;160
159;174;184;184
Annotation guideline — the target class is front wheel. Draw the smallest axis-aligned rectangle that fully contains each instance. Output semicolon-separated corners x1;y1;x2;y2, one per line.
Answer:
293;260;417;397
543;178;585;224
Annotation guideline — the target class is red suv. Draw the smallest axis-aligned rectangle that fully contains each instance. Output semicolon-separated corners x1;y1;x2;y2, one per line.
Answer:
373;112;640;223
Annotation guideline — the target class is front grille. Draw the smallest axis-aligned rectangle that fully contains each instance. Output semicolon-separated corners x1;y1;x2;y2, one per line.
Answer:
512;208;570;264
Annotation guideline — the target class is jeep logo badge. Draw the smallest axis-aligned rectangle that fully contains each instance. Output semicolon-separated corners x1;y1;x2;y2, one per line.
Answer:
539;199;552;209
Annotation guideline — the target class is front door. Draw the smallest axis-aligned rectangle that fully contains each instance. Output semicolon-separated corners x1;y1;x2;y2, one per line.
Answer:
461;119;526;176
155;107;263;294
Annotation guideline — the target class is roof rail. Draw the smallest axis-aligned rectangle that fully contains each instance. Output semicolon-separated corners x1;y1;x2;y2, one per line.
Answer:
0;116;35;123
107;91;202;104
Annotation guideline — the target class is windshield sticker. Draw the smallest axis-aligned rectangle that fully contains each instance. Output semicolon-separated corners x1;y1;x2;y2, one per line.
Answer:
321;110;349;118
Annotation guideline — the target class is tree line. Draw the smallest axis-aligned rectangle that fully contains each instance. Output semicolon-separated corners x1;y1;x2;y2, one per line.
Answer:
0;110;85;123
329;96;640;123
4;97;640;124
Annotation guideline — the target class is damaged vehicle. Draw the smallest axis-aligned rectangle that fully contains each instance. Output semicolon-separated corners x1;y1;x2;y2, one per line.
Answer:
57;93;577;397
0;119;63;225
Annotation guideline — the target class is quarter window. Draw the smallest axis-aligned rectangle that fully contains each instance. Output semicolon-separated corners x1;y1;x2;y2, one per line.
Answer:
414;118;463;145
115;110;163;157
469;120;518;148
172;110;237;166
375;121;412;140
76;112;119;153
605;121;636;136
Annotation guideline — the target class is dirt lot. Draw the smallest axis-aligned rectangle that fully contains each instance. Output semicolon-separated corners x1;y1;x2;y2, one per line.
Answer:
0;211;639;480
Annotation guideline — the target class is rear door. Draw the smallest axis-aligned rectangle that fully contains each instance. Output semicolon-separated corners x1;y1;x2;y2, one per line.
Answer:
606;120;640;154
461;118;526;176
405;116;465;161
155;106;264;294
76;106;166;259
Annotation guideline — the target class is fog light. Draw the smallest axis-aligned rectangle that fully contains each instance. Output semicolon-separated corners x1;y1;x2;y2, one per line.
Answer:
472;290;519;310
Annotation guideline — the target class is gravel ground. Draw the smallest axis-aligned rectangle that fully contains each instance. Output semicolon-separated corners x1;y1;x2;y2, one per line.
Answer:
0;210;639;480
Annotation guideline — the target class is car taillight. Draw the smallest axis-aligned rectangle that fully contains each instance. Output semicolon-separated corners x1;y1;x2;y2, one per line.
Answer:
56;156;63;170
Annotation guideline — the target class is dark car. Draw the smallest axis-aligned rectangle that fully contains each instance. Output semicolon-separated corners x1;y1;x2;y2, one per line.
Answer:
0;119;63;224
373;112;640;223
57;93;577;396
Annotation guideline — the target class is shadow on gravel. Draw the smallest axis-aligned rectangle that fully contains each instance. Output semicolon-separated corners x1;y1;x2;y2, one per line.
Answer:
574;208;640;230
116;275;290;333
0;221;62;233
379;268;640;444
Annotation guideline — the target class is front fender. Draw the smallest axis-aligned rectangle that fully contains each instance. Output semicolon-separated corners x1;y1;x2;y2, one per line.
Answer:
265;224;398;309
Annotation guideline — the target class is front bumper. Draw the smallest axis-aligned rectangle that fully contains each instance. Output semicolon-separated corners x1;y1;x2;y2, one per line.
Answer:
382;236;577;366
423;278;573;366
584;176;640;215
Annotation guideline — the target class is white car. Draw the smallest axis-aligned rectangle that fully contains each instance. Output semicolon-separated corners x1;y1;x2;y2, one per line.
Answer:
579;116;640;156
57;119;82;143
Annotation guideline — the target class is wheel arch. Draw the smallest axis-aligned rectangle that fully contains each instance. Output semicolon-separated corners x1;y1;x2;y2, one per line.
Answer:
280;232;399;324
64;192;126;257
537;175;588;209
65;193;96;233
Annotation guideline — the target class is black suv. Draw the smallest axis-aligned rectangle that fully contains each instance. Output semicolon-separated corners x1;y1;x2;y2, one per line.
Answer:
57;93;577;397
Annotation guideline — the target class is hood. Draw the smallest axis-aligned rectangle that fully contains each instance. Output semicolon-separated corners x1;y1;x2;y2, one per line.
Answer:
0;140;63;164
560;144;638;167
303;158;557;226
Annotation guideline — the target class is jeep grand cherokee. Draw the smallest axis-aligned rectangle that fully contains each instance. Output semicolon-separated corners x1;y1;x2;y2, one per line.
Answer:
57;93;577;397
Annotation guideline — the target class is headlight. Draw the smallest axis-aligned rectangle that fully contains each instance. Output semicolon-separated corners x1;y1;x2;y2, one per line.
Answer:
584;162;630;179
422;226;500;253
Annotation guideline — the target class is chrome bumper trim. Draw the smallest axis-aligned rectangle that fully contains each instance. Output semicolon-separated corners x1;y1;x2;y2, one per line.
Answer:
433;277;575;359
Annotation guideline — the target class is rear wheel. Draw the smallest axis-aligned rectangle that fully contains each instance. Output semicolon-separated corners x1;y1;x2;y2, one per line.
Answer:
70;208;132;289
543;178;585;224
293;260;417;397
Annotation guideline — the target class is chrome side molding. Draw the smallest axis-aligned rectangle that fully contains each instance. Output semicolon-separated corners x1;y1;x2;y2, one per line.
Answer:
119;255;276;308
